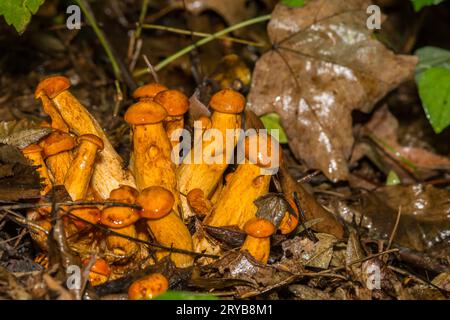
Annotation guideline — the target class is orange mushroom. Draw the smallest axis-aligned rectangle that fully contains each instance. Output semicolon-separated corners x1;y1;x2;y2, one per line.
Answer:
124;100;180;215
41;130;76;185
241;217;275;263
132;83;168;101
137;186;194;268
83;257;111;286
64;134;104;201
153;89;189;148
177;89;245;219
128;273;168;300
21;144;52;195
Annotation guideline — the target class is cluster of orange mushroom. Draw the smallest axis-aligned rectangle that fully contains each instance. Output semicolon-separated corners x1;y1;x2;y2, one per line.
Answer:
22;75;300;299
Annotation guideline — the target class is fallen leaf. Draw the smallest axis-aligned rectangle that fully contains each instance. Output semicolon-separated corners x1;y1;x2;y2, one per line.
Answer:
247;0;417;181
354;105;450;179
0;120;51;149
356;184;450;251
254;193;289;228
282;234;337;269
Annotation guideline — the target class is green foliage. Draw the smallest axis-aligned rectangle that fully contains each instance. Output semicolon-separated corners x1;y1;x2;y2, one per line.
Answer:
386;170;401;186
415;46;450;79
0;0;45;34
281;0;305;7
411;0;445;11
260;113;288;143
153;291;218;300
417;67;450;134
415;47;450;133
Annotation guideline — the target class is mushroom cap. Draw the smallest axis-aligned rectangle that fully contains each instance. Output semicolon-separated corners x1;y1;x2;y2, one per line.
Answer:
109;185;139;204
82;258;111;276
244;217;275;238
71;206;101;229
137;186;174;219
132;83;168;100
124;101;167;125
101;206;140;228
244;133;282;168
209;88;245;114
22;144;43;155
42;131;76;158
128;273;168;300
35;76;71;99
154;89;189;116
77;134;104;151
197;116;211;129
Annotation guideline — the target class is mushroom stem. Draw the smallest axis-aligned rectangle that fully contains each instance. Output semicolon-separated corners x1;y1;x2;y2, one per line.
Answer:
22;144;53;195
241;236;270;263
64;134;104;201
205;132;281;228
205;165;271;228
35;76;136;199
177;89;245;219
40;131;76;185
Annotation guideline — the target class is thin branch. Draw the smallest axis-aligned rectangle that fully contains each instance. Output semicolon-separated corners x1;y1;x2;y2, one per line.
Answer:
133;14;272;77
141;24;265;47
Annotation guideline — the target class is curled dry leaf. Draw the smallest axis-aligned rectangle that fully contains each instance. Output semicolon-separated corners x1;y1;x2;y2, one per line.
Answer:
254;193;289;228
353;105;450;180
247;0;417;181
0;120;51;149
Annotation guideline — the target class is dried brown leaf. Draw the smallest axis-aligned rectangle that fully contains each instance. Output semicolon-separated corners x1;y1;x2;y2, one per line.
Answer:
248;0;417;181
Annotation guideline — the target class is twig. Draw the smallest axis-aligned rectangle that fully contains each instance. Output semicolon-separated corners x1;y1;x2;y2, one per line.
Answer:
142;54;159;83
62;209;219;259
74;0;121;81
141;24;265;47
133;14;272;77
387;205;402;250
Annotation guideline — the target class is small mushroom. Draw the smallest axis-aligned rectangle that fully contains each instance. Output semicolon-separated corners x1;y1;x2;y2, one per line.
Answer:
186;188;212;217
35;76;136;199
70;206;101;230
124;100;180;215
178;89;245;219
128;273;168;300
64;134;104;201
102;186;140;261
106;224;139;260
205;132;281;229
153;89;189;148
137;186;194;268
21;144;52;195
279;199;299;235
41;130;76;185
241;217;275;263
83;258;111;286
132;83;168;101
101;186;140;228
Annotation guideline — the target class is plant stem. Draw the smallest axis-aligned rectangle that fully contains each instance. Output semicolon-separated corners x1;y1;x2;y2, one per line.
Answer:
74;0;122;81
133;14;272;78
141;24;265;47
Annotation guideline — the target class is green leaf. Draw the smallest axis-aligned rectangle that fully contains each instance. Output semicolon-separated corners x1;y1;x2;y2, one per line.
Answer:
386;170;401;186
260;113;288;143
281;0;305;7
417;67;450;134
153;291;218;300
0;0;45;34
415;46;450;80
410;0;445;11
